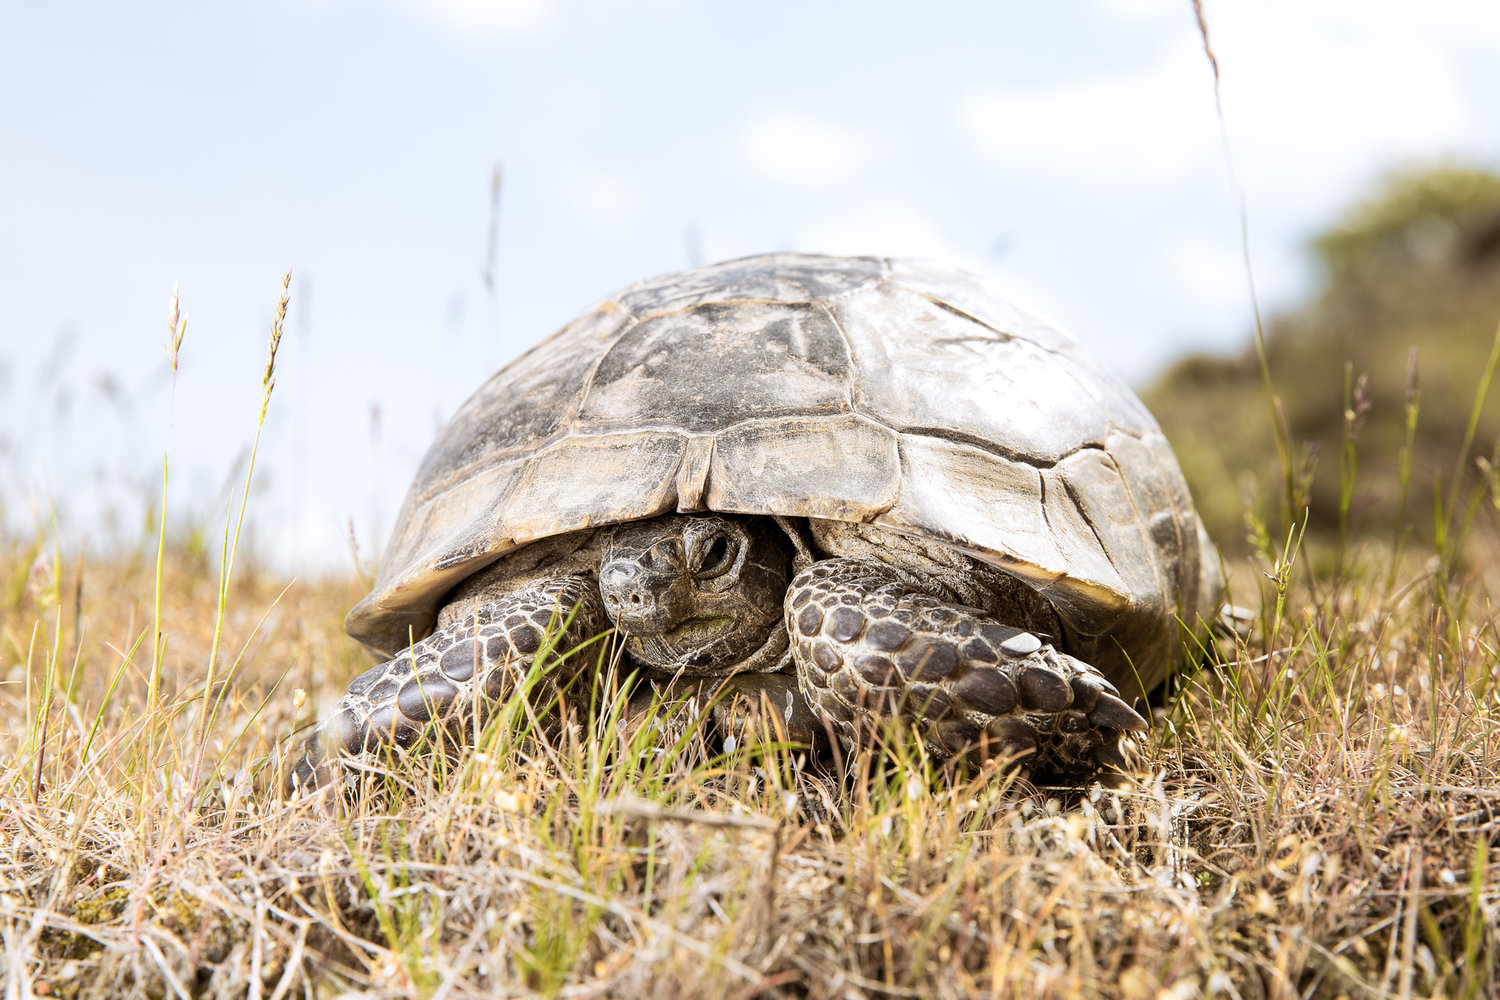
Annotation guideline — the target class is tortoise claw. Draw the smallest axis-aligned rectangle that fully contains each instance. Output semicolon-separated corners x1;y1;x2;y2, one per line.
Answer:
1088;692;1149;732
1093;739;1129;770
1097;734;1143;771
285;728;339;796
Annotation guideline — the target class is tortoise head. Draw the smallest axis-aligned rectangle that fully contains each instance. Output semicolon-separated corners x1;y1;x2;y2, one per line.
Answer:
599;514;792;674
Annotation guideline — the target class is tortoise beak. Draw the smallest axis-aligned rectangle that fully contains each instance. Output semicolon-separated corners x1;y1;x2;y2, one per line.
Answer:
599;561;690;634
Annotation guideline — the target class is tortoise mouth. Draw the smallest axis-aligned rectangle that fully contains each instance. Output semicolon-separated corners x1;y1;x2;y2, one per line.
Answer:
617;613;735;644
609;603;686;634
673;614;737;636
623;614;765;671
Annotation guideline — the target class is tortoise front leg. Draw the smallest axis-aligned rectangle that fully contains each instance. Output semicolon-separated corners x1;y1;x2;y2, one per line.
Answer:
288;576;607;792
785;560;1147;778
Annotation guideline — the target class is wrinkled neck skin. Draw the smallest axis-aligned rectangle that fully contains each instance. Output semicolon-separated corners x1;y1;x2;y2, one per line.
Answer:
807;518;1064;642
600;513;793;676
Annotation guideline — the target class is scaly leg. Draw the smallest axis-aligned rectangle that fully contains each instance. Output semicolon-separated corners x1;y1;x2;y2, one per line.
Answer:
786;559;1146;778
287;576;607;792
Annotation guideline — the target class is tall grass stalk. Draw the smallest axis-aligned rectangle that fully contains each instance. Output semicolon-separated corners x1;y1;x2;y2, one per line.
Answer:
146;290;186;731
187;269;289;792
134;287;188;834
1335;365;1369;580
1191;0;1299;533
1387;347;1422;592
1434;320;1500;569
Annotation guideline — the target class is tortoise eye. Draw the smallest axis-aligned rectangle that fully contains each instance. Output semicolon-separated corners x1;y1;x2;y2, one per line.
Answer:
645;539;684;570
694;534;735;579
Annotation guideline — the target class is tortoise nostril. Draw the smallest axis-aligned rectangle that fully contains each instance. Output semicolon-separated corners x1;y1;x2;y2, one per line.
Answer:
630;594;642;605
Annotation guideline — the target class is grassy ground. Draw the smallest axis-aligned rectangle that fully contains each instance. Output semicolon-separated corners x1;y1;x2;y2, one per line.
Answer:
5;182;1500;997
3;485;1499;998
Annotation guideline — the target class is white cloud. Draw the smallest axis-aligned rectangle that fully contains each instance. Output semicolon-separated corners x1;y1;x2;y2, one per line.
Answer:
559;164;643;227
736;111;877;190
388;0;551;34
957;47;1213;190
1218;20;1471;189
957;8;1475;207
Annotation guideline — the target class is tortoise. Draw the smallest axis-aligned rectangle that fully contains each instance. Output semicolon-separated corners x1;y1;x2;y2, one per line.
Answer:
288;253;1221;791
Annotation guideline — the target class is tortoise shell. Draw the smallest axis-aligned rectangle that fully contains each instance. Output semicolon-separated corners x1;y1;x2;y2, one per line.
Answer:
346;254;1220;697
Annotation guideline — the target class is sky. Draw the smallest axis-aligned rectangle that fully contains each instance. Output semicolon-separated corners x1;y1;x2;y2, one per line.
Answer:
2;0;1498;573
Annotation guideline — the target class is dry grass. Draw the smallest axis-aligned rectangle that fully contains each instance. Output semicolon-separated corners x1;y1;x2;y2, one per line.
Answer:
2;499;1499;998
4;205;1499;996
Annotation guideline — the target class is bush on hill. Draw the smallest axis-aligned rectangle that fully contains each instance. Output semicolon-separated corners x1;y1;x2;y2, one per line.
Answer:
1147;164;1500;556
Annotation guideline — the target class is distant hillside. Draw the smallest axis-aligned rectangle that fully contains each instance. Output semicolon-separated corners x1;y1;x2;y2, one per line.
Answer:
1146;165;1500;555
